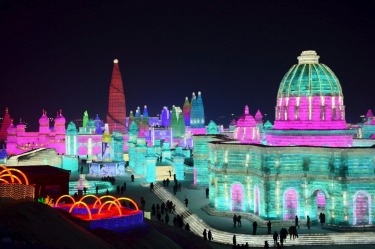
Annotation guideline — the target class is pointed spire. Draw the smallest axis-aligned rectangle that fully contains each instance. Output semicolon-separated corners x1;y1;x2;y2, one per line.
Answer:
0;107;12;140
244;105;249;115
366;109;374;119
183;96;191;126
255;109;263;121
107;58;127;133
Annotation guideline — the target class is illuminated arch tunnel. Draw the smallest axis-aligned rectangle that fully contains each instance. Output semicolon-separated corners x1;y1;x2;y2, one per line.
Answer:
54;194;143;230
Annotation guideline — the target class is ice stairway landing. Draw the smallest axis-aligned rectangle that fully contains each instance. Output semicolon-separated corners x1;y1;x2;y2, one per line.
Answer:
152;183;375;247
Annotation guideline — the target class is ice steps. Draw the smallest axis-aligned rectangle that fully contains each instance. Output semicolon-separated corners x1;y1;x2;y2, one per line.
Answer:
152;183;375;247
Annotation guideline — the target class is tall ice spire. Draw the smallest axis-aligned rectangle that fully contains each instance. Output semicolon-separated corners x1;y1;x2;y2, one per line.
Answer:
107;59;127;133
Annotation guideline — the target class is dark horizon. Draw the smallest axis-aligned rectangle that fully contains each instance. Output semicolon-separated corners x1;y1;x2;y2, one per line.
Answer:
1;0;374;130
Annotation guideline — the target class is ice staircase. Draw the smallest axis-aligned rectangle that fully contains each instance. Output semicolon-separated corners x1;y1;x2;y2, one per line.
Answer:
152;183;375;247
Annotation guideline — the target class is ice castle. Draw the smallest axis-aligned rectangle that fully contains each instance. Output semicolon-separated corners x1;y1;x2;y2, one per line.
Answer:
194;51;375;226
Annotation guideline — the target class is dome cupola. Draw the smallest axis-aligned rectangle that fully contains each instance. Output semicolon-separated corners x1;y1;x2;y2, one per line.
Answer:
274;51;346;130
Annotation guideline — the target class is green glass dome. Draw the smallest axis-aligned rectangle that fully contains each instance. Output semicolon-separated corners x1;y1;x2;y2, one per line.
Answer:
277;51;343;98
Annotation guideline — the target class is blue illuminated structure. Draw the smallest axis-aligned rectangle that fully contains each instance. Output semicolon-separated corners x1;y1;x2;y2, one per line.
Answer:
190;91;205;128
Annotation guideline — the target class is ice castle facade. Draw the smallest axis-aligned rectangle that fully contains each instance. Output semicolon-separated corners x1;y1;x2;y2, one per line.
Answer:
195;51;375;226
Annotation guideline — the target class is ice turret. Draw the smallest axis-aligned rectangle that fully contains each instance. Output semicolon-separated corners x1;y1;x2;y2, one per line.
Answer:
39;109;50;134
54;109;66;134
142;105;149;130
128;110;134;128
135;106;141;126
183;96;191;126
95;114;103;134
161;106;170;127
366;109;374;119
190;91;205;128
0;107;11;141
207;120;219;135
235;105;259;143
83;110;89;127
170;105;185;138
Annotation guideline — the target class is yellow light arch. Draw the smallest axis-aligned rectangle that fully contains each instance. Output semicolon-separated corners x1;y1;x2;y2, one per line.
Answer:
98;200;122;216
6;169;29;185
93;195;121;208
0;174;22;184
55;195;76;206
113;197;139;211
79;194;101;205
0;178;9;184
0;168;15;183
69;201;92;220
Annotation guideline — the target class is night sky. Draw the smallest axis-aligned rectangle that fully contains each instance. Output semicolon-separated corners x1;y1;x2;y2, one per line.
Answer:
1;0;374;130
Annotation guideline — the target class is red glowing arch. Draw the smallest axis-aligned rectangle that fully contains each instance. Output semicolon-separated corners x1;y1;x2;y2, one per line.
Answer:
98;200;122;216
55;195;76;206
93;195;121;208
79;194;101;205
69;201;92;220
0;174;22;184
112;197;139;211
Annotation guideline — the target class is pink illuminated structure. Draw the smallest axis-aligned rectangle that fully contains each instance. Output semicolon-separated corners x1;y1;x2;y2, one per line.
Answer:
6;109;66;155
234;105;260;143
267;51;353;147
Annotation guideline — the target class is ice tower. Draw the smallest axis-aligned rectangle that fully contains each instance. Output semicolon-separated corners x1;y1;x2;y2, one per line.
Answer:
190;91;205;128
107;59;127;133
170;106;185;138
0;107;11;141
183;97;191;126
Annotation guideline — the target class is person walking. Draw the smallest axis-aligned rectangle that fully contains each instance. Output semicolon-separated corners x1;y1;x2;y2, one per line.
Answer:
267;220;272;234
264;241;269;249
233;235;237;246
203;229;207;240
208;230;213;242
237;215;242;227
184;197;189;207
307;215;311;229
273;231;278;245
233;214;237;227
206;187;209;198
165;213;169;225
252;221;258;235
295;215;300;229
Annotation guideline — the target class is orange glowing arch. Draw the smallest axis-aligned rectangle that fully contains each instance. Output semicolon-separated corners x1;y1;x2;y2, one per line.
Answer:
98;200;122;216
69;201;92;220
55;195;76;206
0;168;15;183
0;167;29;185
0;174;22;184
112;197;139;211
93;195;121;208
6;169;29;185
0;178;9;184
79;194;101;205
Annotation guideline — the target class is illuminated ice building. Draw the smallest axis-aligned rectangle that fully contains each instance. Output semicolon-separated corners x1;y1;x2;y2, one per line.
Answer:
194;51;375;226
6;109;67;155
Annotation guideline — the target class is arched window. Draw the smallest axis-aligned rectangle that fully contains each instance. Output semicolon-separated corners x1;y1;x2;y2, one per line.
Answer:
284;188;298;220
231;183;243;212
